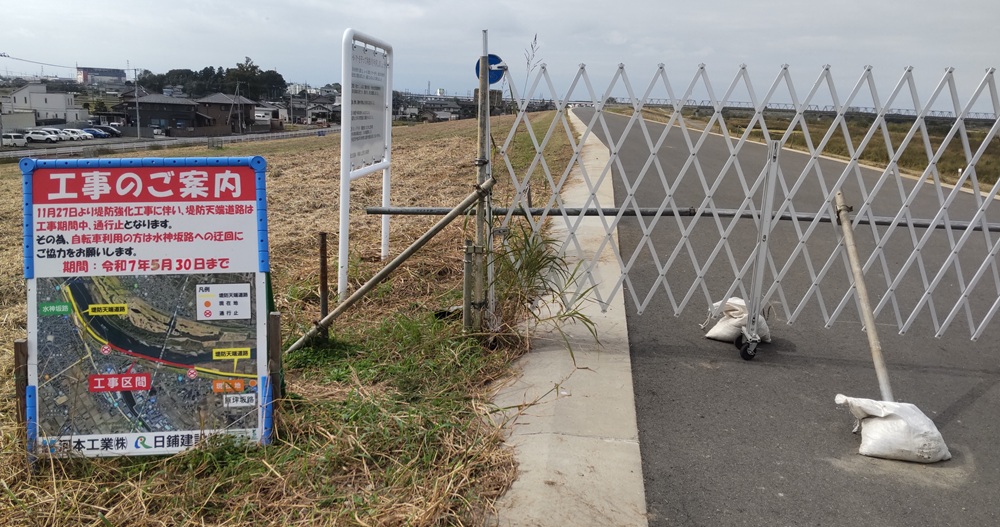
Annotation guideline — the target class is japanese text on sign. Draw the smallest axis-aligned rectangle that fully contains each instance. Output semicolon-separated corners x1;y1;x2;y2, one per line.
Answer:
33;168;254;204
88;373;152;392
348;45;388;170
30;166;260;277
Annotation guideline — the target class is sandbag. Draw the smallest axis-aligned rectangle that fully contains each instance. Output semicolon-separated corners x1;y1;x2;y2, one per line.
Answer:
835;394;951;463
702;297;771;343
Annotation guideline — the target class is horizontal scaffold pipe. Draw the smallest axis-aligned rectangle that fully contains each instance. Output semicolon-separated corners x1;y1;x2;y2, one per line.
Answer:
365;206;1000;232
284;177;497;355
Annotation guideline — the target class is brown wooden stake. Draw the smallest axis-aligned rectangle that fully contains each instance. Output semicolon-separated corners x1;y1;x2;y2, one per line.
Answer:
267;312;283;401
14;339;28;434
319;232;329;341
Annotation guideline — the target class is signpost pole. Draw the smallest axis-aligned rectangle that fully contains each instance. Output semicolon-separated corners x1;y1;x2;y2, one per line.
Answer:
472;30;490;333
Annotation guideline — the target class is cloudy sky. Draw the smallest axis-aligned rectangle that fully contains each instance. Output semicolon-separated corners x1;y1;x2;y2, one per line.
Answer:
4;0;998;111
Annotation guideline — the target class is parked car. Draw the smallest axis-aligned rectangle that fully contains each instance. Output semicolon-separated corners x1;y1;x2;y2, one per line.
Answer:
64;128;94;140
40;127;74;141
1;132;28;147
82;128;110;139
90;125;123;137
24;130;59;143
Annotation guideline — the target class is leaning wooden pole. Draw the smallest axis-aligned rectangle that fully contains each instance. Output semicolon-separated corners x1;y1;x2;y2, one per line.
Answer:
835;191;894;401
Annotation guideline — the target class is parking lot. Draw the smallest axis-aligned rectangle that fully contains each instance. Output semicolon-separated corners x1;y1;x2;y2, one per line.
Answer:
0;126;337;160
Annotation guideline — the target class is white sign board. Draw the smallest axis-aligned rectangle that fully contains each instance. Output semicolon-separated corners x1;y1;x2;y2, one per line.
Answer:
347;38;389;171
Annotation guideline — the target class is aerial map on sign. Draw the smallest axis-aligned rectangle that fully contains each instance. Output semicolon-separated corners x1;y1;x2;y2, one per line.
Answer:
34;273;260;455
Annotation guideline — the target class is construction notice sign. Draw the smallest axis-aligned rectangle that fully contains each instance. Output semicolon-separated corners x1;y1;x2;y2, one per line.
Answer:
344;29;390;171
22;157;273;457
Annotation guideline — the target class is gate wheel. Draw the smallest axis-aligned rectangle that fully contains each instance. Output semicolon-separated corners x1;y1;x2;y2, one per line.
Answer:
734;334;757;361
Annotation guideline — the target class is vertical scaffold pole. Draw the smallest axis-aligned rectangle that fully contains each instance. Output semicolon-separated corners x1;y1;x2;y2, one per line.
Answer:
836;191;894;401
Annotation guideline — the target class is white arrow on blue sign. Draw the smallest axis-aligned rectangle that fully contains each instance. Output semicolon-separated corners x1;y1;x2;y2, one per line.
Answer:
475;54;504;85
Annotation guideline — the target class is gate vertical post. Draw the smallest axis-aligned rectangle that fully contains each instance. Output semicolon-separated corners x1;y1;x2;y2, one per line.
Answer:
744;141;780;350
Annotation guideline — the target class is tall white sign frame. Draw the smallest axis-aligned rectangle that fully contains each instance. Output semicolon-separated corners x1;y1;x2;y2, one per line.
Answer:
340;29;393;300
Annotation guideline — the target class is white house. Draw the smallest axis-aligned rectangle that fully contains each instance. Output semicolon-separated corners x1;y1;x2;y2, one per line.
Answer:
10;83;90;124
1;91;37;130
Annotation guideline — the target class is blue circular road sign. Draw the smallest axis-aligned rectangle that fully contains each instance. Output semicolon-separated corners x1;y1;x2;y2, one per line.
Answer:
475;54;504;84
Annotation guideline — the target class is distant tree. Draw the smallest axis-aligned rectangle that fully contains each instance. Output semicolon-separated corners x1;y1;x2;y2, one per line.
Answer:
43;79;86;94
189;66;222;96
223;57;260;97
392;90;406;113
257;70;287;101
94;100;108;113
137;69;165;93
96;60;293;101
152;68;198;94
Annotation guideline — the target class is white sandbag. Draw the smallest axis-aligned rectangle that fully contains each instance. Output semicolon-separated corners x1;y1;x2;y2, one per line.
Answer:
702;297;771;343
834;394;951;463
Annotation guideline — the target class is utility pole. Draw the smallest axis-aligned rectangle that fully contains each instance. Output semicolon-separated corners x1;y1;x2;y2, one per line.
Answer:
134;68;141;139
466;30;492;332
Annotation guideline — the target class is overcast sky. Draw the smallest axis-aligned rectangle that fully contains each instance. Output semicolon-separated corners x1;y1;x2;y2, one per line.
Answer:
4;0;998;111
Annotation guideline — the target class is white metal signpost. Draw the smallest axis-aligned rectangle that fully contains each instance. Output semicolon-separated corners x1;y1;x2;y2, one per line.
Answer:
22;156;273;457
339;29;393;300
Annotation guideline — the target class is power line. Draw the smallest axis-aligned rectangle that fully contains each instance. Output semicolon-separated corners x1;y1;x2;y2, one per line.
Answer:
0;52;74;69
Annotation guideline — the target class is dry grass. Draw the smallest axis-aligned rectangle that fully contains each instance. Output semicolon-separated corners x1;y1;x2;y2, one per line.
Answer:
0;113;573;526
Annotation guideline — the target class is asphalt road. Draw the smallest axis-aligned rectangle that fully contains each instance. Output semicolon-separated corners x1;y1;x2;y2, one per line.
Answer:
574;108;1000;526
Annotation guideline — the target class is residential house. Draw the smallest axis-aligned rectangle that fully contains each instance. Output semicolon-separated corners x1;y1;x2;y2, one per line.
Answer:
254;101;285;132
304;95;340;125
0;89;37;131
196;93;258;134
162;85;187;98
9;82;90;125
115;94;206;137
319;84;340;97
288;95;317;124
416;97;461;122
287;83;319;96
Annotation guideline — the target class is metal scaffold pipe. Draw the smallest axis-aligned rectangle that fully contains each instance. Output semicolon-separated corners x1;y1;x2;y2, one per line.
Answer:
284;178;497;355
836;191;894;401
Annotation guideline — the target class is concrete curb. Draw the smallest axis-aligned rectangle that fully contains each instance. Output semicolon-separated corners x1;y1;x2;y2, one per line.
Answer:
491;112;648;526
